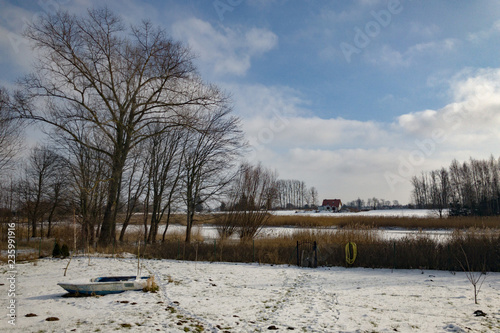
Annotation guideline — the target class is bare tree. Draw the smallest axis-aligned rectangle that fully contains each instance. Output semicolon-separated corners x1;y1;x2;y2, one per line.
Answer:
0;87;23;175
119;144;148;243
16;8;230;246
309;186;319;209
417;156;500;216
45;152;70;237
181;105;244;243
215;162;278;241
142;125;184;244
63;134;110;247
18;146;63;238
235;163;277;240
457;246;487;304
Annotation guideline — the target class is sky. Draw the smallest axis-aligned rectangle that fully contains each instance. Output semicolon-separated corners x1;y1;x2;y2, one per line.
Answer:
1;0;500;205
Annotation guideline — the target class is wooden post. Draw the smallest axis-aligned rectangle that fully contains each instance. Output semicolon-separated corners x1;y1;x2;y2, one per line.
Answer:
296;241;300;267
253;240;255;263
73;208;77;254
393;241;396;272
137;240;141;277
313;241;318;268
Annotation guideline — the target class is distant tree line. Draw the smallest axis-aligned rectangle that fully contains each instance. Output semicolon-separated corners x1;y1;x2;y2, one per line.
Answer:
275;180;318;209
219;174;318;212
411;156;500;217
344;198;401;211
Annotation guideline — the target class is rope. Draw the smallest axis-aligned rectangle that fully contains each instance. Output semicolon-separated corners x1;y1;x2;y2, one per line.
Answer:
345;242;357;265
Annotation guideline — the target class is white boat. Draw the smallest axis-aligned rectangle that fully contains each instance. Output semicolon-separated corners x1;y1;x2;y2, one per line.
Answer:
58;276;150;296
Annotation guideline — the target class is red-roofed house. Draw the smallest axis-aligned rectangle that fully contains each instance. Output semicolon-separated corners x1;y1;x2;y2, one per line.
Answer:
319;199;342;212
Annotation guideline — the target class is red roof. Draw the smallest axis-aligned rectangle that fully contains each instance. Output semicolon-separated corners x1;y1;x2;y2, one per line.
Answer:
321;199;342;208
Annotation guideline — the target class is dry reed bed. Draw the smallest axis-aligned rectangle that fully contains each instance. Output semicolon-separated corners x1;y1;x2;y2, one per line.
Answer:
120;213;500;229
3;219;499;272
136;225;500;271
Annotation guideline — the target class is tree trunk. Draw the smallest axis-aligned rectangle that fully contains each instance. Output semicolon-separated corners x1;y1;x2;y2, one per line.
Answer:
162;207;172;243
98;168;122;246
98;151;127;247
185;207;195;243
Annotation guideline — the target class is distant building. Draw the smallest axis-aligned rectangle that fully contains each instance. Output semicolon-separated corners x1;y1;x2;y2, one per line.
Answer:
319;199;342;212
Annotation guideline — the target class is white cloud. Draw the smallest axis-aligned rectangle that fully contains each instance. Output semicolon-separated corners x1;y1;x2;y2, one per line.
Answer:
407;38;458;55
171;18;277;77
467;19;500;42
238;68;500;203
229;83;308;118
408;22;440;38
397;68;500;139
365;45;409;67
366;38;458;67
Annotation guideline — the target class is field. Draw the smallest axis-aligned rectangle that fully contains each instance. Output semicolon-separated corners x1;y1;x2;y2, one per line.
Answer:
2;256;499;332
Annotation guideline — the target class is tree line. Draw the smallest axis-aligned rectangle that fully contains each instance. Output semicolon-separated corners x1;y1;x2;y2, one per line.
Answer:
0;8;245;245
344;198;401;211
411;156;500;217
0;8;320;245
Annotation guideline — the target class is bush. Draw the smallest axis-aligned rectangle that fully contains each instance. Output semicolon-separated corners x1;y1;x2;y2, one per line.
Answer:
61;244;70;258
52;242;61;257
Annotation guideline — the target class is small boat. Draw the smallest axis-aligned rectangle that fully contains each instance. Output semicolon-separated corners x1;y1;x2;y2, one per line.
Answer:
58;276;150;296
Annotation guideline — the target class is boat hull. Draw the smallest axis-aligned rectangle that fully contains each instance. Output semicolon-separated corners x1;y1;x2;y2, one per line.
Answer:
58;276;150;295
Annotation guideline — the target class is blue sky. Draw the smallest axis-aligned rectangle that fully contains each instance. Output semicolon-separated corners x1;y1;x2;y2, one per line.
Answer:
2;0;500;204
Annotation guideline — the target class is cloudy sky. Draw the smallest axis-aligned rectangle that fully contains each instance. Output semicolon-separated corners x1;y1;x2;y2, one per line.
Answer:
2;0;500;204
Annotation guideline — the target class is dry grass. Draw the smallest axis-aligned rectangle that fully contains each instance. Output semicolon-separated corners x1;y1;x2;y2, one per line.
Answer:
132;212;499;229
2;214;499;271
272;223;381;245
264;214;500;229
116;213;214;226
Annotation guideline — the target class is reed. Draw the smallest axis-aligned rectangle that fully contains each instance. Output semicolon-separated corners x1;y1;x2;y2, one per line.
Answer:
264;214;500;229
3;215;499;272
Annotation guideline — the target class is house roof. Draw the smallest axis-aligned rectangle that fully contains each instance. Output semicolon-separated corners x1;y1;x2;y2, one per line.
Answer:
321;199;342;207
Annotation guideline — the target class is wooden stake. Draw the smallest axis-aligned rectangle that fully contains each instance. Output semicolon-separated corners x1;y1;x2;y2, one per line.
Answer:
64;255;72;277
137;240;141;277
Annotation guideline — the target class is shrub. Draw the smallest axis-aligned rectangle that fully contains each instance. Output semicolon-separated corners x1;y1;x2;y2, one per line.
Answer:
61;244;70;258
52;242;61;257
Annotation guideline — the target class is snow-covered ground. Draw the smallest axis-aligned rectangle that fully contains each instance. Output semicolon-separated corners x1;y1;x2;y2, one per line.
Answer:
2;257;499;332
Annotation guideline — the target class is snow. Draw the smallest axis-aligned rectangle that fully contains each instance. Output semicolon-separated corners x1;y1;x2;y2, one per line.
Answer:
3;257;499;332
124;224;454;244
122;209;452;243
272;209;439;218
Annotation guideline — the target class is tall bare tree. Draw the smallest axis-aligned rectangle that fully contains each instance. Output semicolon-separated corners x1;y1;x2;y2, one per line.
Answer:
0;87;23;175
141;125;184;243
181;105;244;243
18;146;63;238
218;162;277;241
15;8;230;246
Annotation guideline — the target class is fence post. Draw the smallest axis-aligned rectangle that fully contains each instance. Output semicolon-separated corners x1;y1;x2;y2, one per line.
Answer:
447;244;451;271
296;241;299;266
177;239;180;260
313;241;318;268
253;239;255;263
393;241;396;271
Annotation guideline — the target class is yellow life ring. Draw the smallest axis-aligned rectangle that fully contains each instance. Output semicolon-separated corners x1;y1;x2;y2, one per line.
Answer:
345;242;357;265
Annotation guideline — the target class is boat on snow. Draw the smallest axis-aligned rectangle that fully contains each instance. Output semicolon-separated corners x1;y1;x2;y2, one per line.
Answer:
58;276;150;296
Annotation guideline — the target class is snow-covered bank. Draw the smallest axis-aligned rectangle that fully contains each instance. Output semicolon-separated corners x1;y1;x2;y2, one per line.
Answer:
272;209;440;217
2;257;499;332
